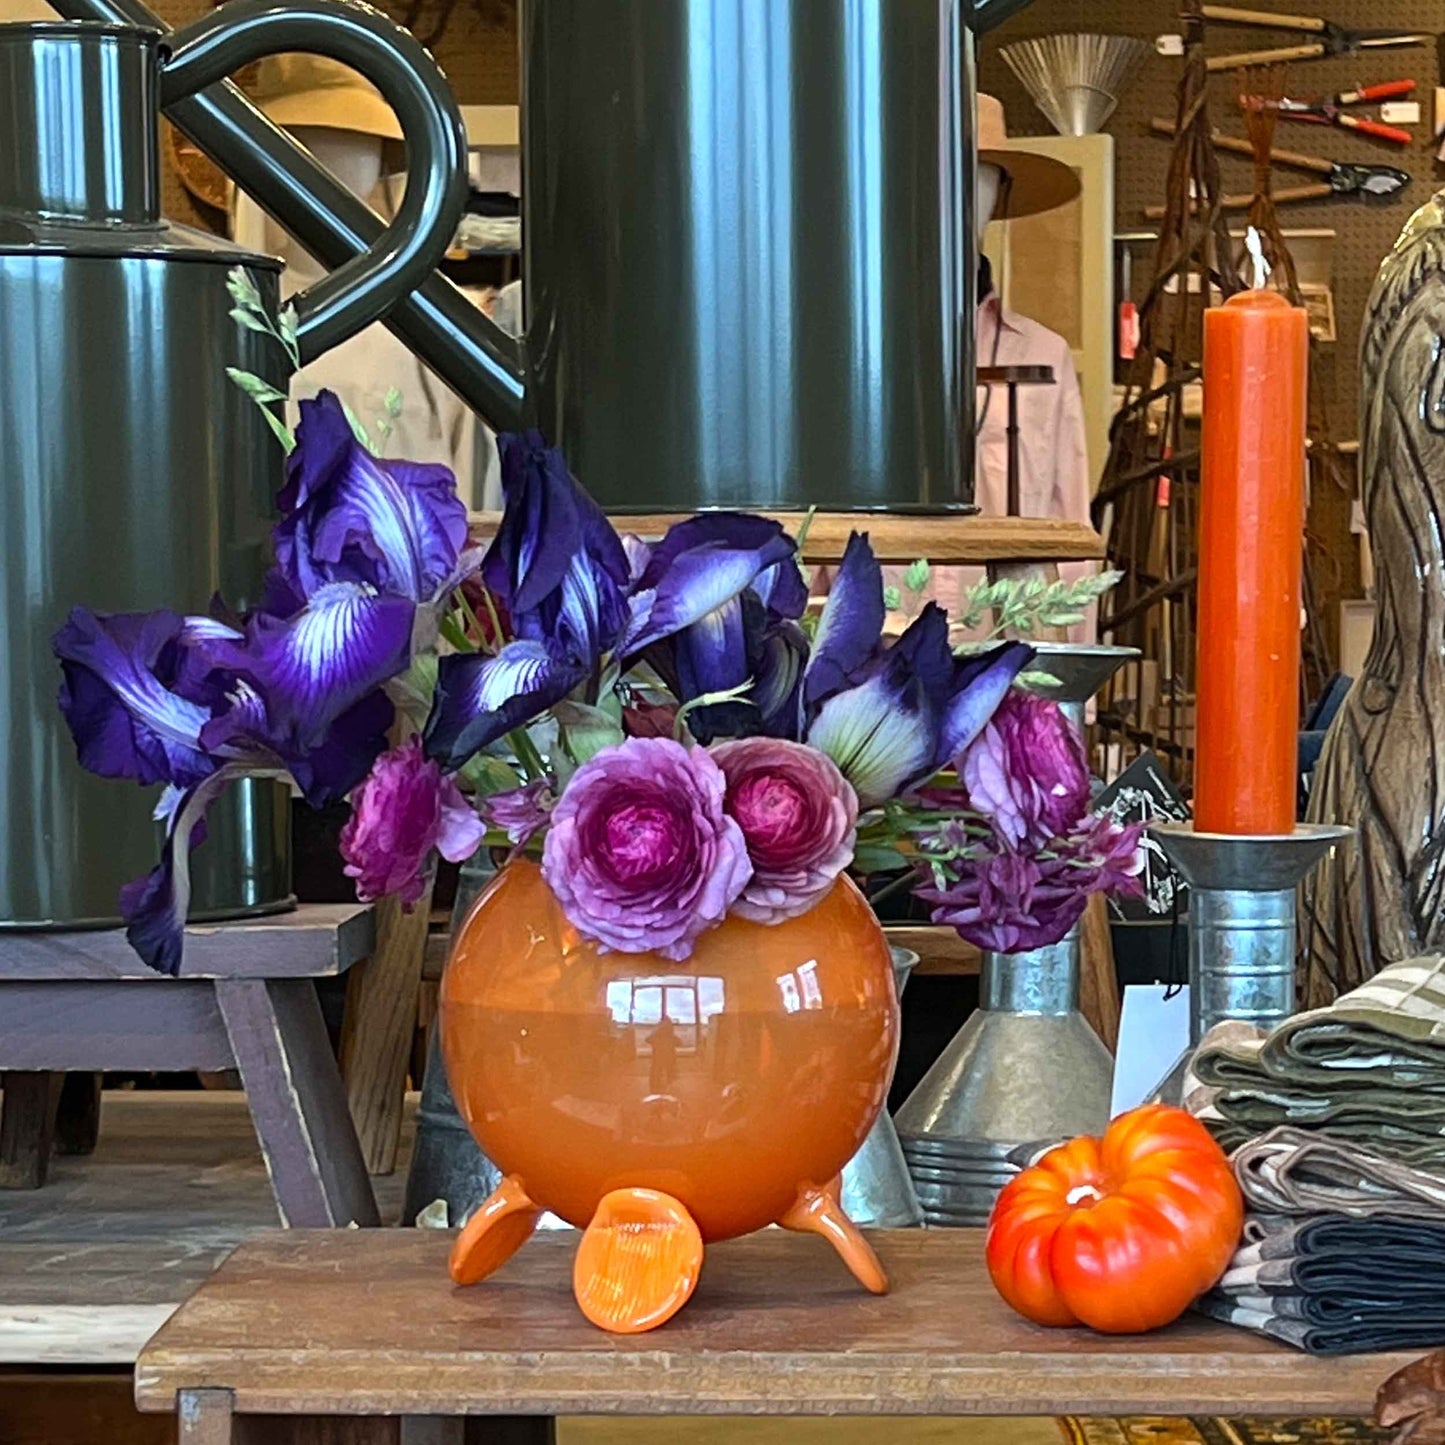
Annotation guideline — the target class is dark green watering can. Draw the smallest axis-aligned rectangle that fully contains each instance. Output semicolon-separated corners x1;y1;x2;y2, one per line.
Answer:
50;0;1033;517
0;0;468;928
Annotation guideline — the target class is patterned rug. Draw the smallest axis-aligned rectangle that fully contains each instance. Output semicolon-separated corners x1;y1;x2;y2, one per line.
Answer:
1061;1419;1393;1444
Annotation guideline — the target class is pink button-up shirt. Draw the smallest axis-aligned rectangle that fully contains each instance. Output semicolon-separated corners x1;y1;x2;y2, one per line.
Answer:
887;297;1096;643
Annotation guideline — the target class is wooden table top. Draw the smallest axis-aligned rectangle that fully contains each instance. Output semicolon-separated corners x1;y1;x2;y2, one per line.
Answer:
134;1230;1411;1420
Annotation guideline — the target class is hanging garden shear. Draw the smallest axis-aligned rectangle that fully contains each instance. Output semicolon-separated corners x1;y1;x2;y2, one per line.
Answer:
1277;81;1418;145
1147;117;1412;216
1200;6;1430;73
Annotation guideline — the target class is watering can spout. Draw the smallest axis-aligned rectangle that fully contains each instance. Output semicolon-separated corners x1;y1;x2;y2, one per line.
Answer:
49;0;533;434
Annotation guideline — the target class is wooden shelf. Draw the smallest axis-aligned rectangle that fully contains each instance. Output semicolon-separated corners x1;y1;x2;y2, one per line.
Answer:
884;924;980;977
468;511;1106;566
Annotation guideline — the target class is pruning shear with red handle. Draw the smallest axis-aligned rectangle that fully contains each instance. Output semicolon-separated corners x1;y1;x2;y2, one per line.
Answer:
1277;80;1418;146
1201;6;1430;73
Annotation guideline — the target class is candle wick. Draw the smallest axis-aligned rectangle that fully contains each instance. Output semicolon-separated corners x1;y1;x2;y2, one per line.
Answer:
1245;227;1271;290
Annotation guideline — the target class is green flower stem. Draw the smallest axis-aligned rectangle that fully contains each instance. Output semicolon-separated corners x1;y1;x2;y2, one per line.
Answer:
509;727;547;783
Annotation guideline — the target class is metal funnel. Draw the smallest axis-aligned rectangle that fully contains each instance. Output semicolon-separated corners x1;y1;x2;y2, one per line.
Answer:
1028;643;1139;733
840;948;924;1229
895;930;1113;1226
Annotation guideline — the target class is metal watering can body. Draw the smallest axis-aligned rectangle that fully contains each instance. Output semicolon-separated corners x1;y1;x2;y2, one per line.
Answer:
50;0;1030;516
0;2;468;927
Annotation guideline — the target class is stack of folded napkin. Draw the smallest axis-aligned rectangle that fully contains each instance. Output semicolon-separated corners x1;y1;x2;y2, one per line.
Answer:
1195;1128;1445;1353
1184;957;1445;1354
1187;955;1445;1164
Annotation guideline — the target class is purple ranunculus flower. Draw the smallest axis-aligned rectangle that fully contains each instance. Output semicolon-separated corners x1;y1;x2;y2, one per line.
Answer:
479;778;556;848
541;738;752;961
916;848;1086;955
915;811;1146;955
276;390;474;605
958;689;1091;851
340;737;485;909
711;738;858;925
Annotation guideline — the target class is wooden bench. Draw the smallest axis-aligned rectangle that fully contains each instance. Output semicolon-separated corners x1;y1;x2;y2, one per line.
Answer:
0;905;378;1228
137;1229;1411;1443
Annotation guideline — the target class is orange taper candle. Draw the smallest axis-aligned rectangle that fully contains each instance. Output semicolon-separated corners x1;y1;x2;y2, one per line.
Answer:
1194;287;1309;835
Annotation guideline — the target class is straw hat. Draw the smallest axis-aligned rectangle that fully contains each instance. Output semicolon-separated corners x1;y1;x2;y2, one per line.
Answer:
247;53;403;141
978;93;1080;220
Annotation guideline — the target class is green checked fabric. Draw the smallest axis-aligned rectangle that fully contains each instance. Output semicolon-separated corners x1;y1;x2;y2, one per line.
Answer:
1187;957;1445;1166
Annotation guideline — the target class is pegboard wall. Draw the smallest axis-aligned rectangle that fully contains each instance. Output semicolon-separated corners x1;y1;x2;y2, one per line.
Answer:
980;0;1445;647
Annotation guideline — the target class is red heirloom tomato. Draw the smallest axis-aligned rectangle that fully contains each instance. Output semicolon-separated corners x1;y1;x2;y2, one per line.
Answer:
985;1104;1243;1334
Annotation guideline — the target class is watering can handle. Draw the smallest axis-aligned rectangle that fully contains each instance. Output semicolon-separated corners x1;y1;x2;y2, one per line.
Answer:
161;0;469;369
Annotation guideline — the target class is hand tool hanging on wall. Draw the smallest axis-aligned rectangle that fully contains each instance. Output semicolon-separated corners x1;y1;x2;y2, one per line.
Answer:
1200;7;1429;73
1276;81;1417;145
1148;118;1411;216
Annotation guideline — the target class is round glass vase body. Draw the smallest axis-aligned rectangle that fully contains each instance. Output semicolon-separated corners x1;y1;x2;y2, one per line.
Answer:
440;860;898;1241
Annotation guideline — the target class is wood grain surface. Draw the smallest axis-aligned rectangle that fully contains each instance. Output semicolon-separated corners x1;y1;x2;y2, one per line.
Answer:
135;1230;1411;1420
0;904;374;981
468;512;1106;566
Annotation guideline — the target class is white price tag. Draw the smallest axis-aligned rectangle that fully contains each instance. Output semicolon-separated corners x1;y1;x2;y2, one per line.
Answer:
1111;985;1191;1116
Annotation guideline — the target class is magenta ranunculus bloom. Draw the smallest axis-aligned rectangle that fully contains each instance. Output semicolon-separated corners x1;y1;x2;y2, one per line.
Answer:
479;778;556;848
541;737;752;960
711;738;858;925
340;737;485;909
958;689;1091;851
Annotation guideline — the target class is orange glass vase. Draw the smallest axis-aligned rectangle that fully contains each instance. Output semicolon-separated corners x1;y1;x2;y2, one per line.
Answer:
440;859;899;1332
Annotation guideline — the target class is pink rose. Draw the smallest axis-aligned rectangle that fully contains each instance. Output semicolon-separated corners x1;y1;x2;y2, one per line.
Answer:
340;737;485;908
711;738;858;925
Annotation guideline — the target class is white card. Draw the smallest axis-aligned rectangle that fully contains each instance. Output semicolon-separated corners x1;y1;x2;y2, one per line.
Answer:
1111;984;1191;1117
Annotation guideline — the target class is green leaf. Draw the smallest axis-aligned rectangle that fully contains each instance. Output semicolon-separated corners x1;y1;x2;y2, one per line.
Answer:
226;266;263;310
457;752;523;798
904;558;931;593
1016;669;1062;690
883;586;902;611
852;843;911;875
340;399;372;450
554;700;626;766
229;307;273;335
385;654;439;728
383;386;404;417
278;303;299;347
224;368;287;406
259;406;296;455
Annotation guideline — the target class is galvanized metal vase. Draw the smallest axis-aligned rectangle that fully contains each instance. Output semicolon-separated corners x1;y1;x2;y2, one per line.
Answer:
895;926;1113;1226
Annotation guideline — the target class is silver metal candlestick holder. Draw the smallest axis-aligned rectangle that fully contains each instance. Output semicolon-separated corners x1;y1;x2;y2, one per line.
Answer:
1149;822;1352;1099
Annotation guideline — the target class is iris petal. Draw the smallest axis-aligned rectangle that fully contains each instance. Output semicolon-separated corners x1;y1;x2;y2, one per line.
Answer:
423;640;587;770
54;608;215;787
937;641;1034;766
804;531;884;711
623;534;797;655
199;582;414;748
805;672;935;808
277;390;469;604
119;765;244;976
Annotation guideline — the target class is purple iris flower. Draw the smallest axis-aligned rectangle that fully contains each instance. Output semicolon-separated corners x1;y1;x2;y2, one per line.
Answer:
54;593;399;975
624;514;809;743
801;532;1034;807
276;390;475;605
424;432;632;770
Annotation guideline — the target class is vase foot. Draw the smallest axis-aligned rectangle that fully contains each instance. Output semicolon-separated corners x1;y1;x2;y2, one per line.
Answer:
448;1174;542;1286
778;1176;889;1295
572;1187;705;1334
